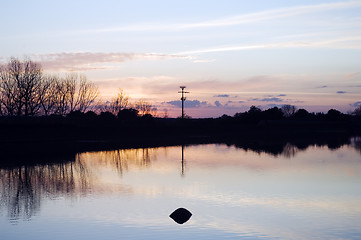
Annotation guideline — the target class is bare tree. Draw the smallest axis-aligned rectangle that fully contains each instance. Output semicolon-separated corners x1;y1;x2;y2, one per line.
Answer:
134;99;157;116
0;59;19;116
52;75;73;115
281;104;297;118
102;88;129;114
40;75;60;115
75;75;99;112
44;74;99;115
0;58;99;116
0;93;4;116
0;58;43;116
22;60;43;115
0;65;16;115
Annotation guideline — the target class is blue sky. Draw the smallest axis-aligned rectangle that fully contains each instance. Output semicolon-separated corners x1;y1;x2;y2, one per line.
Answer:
1;0;361;117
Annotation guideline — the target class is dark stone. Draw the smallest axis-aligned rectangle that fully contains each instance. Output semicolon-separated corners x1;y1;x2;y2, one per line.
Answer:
169;208;192;224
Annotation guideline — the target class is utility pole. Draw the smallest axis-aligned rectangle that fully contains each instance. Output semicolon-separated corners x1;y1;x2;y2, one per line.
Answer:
178;86;189;119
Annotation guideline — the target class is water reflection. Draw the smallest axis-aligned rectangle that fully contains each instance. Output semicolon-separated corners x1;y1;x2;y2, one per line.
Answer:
229;136;352;157
0;137;360;225
0;148;162;221
352;136;361;154
181;144;186;176
0;159;93;222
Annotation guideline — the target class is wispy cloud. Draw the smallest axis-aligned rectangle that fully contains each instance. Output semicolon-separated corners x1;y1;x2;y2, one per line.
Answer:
345;72;360;81
85;1;361;33
177;36;361;55
33;52;190;71
214;94;230;98
180;1;361;29
192;59;216;63
251;97;284;102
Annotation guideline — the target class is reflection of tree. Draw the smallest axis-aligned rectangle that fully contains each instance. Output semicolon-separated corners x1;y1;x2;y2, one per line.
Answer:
352;137;361;154
231;136;353;158
0;158;92;221
282;143;299;158
78;148;157;175
0;167;41;221
1;137;359;222
0;147;160;221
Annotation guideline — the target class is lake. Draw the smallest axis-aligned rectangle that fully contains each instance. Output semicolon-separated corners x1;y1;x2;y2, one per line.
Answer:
1;138;361;239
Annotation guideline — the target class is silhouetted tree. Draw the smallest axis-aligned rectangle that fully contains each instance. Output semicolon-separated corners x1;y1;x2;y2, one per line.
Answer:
281;104;297;117
142;113;154;121
219;114;232;121
102;88;129;114
99;111;117;121
0;58;98;116
326;109;347;121
40;75;59;115
63;73;99;114
353;105;361;116
67;110;85;119
262;107;284;120
0;58;44;116
248;105;262;114
293;108;310;119
117;108;139;120
134;100;157;116
84;110;98;120
245;106;262;123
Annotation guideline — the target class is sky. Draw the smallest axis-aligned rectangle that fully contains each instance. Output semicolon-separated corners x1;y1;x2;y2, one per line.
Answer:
1;0;361;118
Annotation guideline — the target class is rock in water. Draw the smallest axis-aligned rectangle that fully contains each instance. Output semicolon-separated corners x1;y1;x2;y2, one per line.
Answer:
169;208;192;224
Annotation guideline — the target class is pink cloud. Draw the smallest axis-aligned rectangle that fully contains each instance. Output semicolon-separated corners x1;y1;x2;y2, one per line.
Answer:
344;72;360;81
33;52;189;71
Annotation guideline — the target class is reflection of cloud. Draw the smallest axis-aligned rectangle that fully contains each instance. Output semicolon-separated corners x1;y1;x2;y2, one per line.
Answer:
182;191;361;221
34;52;190;71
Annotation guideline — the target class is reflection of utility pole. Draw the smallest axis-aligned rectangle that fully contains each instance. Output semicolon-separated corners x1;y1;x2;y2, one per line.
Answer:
181;144;185;176
178;86;189;119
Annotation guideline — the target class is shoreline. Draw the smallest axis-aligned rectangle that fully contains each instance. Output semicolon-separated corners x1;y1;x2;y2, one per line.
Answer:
0;117;360;167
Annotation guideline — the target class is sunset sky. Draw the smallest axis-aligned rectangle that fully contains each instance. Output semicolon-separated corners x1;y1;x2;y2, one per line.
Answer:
1;0;361;117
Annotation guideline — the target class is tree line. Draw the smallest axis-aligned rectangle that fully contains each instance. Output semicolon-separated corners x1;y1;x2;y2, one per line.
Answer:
219;105;361;124
0;58;156;117
1;58;360;121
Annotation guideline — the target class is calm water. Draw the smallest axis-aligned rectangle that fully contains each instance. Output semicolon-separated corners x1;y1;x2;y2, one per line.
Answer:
1;139;361;239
